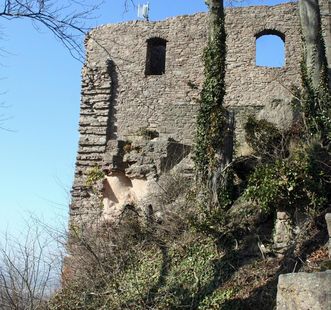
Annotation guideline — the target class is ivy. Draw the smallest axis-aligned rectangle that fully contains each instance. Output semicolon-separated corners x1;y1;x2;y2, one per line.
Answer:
299;28;331;144
194;13;227;182
244;115;284;161
244;23;331;215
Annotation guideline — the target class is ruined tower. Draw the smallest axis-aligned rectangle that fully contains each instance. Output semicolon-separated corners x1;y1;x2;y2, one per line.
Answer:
69;2;330;229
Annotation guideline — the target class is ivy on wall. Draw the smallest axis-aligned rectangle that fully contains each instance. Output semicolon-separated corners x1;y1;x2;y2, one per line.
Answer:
299;56;331;144
194;12;227;183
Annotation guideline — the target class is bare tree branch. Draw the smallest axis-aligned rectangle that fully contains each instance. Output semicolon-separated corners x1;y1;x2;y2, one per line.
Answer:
0;0;102;62
0;223;64;309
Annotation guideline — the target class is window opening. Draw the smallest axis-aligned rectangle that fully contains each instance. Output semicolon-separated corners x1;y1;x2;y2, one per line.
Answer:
255;30;285;68
145;38;167;75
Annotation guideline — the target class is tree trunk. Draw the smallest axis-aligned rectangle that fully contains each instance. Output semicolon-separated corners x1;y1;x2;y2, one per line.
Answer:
204;0;233;207
205;0;224;40
210;112;234;206
299;0;328;88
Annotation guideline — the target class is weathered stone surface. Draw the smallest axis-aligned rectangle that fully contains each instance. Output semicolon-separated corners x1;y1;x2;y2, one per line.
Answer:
277;271;331;310
326;213;331;237
273;211;294;255
257;99;297;130
326;213;331;258
86;3;302;148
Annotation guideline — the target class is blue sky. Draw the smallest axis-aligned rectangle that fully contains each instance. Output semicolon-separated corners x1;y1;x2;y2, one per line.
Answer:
0;0;292;238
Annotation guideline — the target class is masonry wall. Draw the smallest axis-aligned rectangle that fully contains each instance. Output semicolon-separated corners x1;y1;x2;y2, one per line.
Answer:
71;3;305;216
86;2;301;142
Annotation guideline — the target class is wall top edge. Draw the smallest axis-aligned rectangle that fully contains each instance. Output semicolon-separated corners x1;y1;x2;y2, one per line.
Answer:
87;2;297;36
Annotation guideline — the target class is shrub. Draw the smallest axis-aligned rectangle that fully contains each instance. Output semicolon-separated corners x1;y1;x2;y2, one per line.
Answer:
0;225;63;310
245;141;330;214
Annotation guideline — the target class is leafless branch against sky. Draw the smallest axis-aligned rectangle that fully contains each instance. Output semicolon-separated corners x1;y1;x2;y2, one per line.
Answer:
0;223;64;308
0;0;102;62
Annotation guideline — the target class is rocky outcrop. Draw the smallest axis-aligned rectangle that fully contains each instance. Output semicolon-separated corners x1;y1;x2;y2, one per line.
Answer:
100;137;191;221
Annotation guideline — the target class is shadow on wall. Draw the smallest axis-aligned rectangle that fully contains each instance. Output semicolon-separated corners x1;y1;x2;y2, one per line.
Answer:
106;59;118;141
160;142;191;173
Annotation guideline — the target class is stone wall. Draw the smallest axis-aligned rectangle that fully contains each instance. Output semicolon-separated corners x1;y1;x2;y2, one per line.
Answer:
66;1;331;298
70;2;331;222
84;3;301;145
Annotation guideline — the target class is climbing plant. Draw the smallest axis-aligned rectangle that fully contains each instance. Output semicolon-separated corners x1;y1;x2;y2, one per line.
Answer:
299;0;331;143
299;57;331;144
195;23;227;176
194;0;232;207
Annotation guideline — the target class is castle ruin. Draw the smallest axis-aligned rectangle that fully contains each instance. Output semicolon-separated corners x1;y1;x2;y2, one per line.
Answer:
69;1;331;226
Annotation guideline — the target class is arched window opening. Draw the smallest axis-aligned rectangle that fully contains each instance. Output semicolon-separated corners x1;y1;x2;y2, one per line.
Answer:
255;30;285;68
145;38;167;75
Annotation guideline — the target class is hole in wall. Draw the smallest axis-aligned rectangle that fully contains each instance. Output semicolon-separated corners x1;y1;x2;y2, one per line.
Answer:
255;30;285;68
145;37;167;75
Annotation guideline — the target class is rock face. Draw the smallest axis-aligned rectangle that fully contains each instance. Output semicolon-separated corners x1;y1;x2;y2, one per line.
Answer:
277;271;331;310
276;214;331;310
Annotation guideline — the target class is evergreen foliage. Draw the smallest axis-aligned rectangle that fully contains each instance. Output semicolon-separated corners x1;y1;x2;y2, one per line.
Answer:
194;11;227;181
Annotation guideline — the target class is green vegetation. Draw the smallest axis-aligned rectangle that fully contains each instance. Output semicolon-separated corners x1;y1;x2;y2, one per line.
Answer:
244;115;285;161
194;13;227;182
298;61;331;144
194;22;227;179
245;141;330;213
85;165;105;188
243;34;331;215
50;186;329;310
48;206;270;309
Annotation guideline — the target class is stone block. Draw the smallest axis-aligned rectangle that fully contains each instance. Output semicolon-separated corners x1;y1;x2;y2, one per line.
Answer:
273;211;294;254
326;213;331;257
326;213;331;238
277;271;331;310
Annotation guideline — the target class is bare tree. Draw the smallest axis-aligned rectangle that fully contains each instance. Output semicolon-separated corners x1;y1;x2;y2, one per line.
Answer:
0;0;101;61
0;224;64;309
